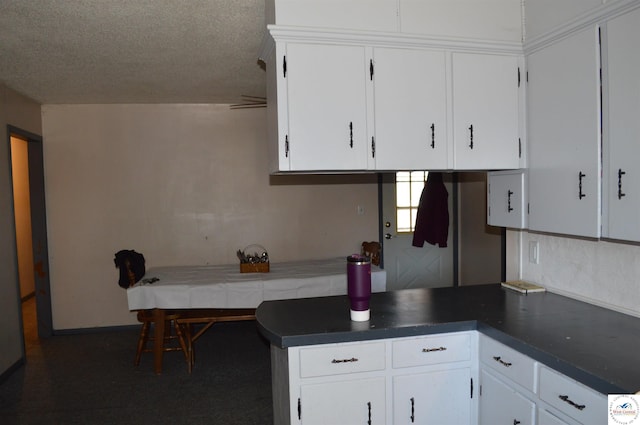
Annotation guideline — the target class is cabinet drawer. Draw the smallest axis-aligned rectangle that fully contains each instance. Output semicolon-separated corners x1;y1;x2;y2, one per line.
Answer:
392;333;470;368
299;342;386;378
538;365;607;425
479;336;536;391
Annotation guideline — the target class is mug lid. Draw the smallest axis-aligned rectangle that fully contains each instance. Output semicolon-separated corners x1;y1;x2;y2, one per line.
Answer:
347;254;370;264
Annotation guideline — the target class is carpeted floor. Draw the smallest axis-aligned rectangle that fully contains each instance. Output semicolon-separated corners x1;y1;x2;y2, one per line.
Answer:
0;298;274;425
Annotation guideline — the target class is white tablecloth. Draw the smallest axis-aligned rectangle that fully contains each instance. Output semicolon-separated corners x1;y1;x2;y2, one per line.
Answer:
126;257;386;310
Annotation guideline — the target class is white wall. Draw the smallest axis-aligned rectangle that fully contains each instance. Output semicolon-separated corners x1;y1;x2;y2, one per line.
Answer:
41;104;379;330
507;230;640;317
0;83;42;377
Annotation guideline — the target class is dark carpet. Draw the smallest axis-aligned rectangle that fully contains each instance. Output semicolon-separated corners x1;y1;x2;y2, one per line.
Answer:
0;299;273;425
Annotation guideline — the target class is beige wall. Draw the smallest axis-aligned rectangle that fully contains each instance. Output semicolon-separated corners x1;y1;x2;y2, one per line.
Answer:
458;172;502;285
41;104;379;330
0;83;42;377
10;136;36;298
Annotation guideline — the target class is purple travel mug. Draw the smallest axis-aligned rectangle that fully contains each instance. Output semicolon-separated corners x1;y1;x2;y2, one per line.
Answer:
347;254;372;321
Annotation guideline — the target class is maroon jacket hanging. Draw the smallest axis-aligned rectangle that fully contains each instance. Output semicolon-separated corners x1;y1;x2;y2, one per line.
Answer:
412;172;449;248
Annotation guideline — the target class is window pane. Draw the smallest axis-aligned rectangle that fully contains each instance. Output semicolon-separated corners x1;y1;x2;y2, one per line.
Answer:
396;181;411;208
394;171;429;233
397;208;412;233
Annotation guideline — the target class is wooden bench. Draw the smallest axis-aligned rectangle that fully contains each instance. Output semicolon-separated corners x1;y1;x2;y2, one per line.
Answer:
176;308;256;373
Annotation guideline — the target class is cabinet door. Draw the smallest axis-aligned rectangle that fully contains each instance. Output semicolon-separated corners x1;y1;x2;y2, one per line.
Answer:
527;27;601;238
487;170;527;229
300;377;386;424
372;47;448;170
479;369;535;425
605;7;640;242
285;43;369;171
393;368;471;425
452;53;520;170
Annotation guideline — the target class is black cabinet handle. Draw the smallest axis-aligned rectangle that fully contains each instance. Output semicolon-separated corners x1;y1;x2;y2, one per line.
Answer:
283;55;287;78
285;135;289;158
371;137;375;158
508;190;514;213
422;346;446;353
618;168;626;200
349;122;354;148
493;356;512;367
331;357;358;364
579;172;586;199
559;395;586;411
468;124;474;149
513;420;521;425
410;397;415;423
370;59;374;81
430;123;435;149
367;401;372;425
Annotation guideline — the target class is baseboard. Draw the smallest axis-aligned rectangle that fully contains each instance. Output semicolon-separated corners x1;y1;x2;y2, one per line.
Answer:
0;357;25;385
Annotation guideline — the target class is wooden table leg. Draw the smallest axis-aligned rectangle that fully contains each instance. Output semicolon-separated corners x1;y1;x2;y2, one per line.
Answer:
153;308;166;374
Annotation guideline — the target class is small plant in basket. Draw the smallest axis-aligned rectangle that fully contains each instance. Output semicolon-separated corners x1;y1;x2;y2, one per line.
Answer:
237;245;270;273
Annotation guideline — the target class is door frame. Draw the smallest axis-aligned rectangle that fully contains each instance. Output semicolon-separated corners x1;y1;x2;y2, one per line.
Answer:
8;125;53;338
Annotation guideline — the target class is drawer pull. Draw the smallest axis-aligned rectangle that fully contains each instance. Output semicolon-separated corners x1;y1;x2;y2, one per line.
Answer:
331;357;358;364
513;420;521;425
559;394;586;411
493;356;512;367
422;346;447;353
410;397;415;423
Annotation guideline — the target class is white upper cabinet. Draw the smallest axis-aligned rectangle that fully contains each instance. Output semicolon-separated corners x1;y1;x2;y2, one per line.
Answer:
268;0;398;32
452;53;521;170
603;6;640;242
523;0;603;41
399;0;523;42
372;48;448;170
527;27;601;238
278;42;370;172
488;170;527;229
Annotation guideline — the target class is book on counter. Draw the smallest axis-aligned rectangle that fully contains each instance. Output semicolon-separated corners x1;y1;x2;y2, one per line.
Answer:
501;280;546;294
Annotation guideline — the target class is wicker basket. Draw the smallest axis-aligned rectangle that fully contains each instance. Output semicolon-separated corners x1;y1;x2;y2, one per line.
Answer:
238;244;270;273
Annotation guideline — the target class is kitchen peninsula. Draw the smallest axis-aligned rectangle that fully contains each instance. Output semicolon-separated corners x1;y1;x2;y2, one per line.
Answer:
256;284;640;424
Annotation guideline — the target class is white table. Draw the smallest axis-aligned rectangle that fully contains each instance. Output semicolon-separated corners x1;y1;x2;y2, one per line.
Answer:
127;257;386;310
126;257;386;373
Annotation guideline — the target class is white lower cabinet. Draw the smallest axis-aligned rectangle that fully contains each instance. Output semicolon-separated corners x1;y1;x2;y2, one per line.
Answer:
300;378;386;425
394;368;471;424
272;333;607;425
480;369;535;425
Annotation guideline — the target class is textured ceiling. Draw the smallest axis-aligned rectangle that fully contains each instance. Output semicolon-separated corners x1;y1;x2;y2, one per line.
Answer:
0;0;267;104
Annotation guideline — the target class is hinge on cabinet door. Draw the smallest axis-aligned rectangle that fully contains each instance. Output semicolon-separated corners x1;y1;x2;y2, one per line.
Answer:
285;135;289;158
479;383;482;397
283;56;287;78
470;378;474;398
370;59;374;81
298;398;301;420
527;203;530;215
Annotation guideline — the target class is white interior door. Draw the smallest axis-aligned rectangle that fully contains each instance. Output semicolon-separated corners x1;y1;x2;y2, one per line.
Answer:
381;173;454;290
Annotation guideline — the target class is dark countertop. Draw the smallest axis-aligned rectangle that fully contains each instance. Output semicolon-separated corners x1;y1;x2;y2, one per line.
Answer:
256;283;640;395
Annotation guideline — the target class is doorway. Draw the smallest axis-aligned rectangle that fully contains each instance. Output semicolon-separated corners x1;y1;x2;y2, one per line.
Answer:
9;126;53;339
380;171;503;289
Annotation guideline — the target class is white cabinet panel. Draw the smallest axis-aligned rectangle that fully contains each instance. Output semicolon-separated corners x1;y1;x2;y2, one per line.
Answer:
527;27;601;238
272;0;398;32
372;47;448;170
392;333;470;368
524;0;603;41
452;52;521;170
479;335;537;392
479;369;535;425
299;341;385;378
488;170;527;229
285;43;370;171
301;378;386;424
393;368;471;425
399;0;523;42
538;365;607;425
604;6;640;242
